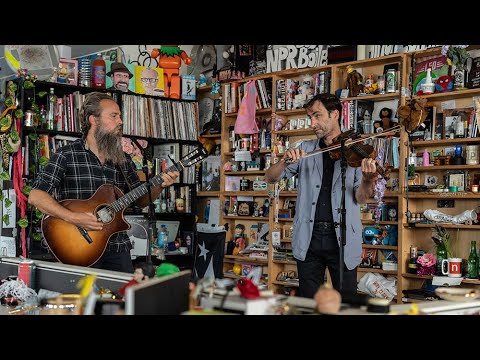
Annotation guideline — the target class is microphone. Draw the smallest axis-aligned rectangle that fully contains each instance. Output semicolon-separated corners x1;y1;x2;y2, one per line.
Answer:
77;226;93;244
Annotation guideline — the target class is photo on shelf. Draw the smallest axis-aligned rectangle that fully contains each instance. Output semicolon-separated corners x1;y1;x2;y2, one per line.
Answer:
442;108;474;139
424;174;439;187
201;155;220;191
448;172;466;191
135;65;165;96
105;60;136;92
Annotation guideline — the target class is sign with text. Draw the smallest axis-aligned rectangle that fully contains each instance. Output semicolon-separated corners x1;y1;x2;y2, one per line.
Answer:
266;45;328;73
366;45;440;59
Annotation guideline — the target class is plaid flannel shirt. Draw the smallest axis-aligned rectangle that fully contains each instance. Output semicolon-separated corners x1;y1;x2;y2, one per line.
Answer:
32;138;141;252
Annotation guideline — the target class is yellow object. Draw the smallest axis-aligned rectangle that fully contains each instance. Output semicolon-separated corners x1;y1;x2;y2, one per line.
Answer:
233;264;242;275
76;274;97;299
5;51;20;70
405;303;419;315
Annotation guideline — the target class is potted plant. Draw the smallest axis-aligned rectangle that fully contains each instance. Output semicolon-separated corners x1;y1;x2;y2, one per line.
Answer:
441;45;470;90
432;224;451;275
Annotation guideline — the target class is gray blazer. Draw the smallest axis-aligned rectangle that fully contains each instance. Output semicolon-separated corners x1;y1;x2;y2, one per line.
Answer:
279;138;363;270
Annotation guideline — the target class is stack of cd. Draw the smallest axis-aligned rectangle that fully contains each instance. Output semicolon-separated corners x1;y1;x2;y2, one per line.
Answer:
78;57;92;87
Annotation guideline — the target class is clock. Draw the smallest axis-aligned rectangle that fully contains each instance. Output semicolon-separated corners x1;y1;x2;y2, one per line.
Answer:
388;207;398;221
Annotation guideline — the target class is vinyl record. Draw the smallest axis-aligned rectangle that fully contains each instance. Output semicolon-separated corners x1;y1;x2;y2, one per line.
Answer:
187;45;216;79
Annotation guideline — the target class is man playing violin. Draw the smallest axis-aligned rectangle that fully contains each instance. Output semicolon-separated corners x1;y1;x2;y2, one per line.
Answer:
265;93;377;298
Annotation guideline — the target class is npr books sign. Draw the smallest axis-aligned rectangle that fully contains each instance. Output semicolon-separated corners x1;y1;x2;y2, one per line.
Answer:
266;45;328;72
366;45;440;58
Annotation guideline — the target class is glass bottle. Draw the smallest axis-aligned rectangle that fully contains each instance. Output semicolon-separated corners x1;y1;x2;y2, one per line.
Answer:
46;88;56;130
467;240;478;279
92;53;106;89
436;242;448;276
39;105;47;129
408;246;418;274
407;147;416;180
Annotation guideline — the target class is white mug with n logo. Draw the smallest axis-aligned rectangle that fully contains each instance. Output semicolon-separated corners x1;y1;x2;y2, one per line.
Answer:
442;258;463;277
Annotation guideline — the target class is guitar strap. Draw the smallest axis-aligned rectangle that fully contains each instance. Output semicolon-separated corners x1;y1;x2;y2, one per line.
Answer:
119;156;135;192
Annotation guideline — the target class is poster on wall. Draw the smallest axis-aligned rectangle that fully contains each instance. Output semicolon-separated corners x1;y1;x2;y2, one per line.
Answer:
106;60;136;92
366;45;440;59
266;45;328;73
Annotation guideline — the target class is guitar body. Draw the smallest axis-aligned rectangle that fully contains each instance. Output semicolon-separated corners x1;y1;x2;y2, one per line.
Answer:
41;184;130;267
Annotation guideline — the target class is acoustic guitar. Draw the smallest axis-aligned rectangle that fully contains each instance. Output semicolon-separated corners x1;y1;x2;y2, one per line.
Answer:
41;146;208;267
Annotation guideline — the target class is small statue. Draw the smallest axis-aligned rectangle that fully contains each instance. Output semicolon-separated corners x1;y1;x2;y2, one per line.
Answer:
346;65;364;97
151;45;192;99
198;73;208;88
233;224;246;255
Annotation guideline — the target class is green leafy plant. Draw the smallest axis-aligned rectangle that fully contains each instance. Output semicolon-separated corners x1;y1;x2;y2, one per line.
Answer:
441;45;470;67
432;224;452;257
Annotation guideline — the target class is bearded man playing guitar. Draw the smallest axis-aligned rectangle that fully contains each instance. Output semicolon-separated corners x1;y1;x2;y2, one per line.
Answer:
28;92;179;273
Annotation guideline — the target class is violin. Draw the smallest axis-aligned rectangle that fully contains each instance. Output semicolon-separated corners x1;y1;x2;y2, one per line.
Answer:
285;125;401;179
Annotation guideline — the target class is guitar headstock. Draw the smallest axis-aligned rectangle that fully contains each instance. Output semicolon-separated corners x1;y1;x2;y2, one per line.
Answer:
180;147;209;168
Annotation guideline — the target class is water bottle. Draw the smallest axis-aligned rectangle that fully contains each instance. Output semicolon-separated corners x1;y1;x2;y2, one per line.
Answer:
157;224;169;253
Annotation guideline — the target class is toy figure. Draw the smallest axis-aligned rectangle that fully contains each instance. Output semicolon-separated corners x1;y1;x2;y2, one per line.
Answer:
198;74;208;88
151;45;192;99
374;107;395;132
233;224;246;255
346;65;364;97
435;75;453;93
262;199;270;217
118;262;155;298
204;200;210;223
57;64;68;83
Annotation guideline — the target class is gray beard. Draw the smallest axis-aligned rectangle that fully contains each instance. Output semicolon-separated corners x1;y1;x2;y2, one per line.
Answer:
95;127;125;166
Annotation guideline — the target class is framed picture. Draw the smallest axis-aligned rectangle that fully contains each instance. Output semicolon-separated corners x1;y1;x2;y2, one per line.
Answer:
448;172;465;191
57;58;78;86
424;174;439;187
181;231;194;254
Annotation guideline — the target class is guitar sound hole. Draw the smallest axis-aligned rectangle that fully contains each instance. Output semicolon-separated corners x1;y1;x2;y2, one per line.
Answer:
96;206;114;224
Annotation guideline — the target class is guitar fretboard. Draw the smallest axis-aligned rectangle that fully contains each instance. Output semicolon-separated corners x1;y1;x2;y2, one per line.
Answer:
110;163;183;213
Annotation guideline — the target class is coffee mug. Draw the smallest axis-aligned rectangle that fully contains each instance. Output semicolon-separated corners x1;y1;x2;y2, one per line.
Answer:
442;258;463;277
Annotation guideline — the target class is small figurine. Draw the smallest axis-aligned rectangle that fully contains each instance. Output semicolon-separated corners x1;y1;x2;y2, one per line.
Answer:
346;65;364;97
118;262;155;298
205;200;210;223
374;107;395;132
198;74;208;88
233;224;246;255
57;64;68;83
435;75;454;93
151;45;192;99
262;199;270;217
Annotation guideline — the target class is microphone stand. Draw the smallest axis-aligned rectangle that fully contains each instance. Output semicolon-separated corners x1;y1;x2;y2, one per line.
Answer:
337;137;348;291
131;138;156;265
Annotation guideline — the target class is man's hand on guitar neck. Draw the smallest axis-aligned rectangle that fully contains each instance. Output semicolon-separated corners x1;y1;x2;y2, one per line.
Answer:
160;171;179;188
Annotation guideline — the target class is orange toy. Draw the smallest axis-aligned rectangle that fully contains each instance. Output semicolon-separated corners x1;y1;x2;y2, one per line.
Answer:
151;45;192;99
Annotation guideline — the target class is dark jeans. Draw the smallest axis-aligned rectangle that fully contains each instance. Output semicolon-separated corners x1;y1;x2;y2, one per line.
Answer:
91;250;134;273
296;223;357;298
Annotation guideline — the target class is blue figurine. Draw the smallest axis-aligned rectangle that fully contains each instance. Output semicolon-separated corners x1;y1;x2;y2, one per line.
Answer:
204;200;210;223
198;74;208;88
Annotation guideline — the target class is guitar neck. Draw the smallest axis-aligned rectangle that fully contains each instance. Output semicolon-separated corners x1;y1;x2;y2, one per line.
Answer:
110;162;183;212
